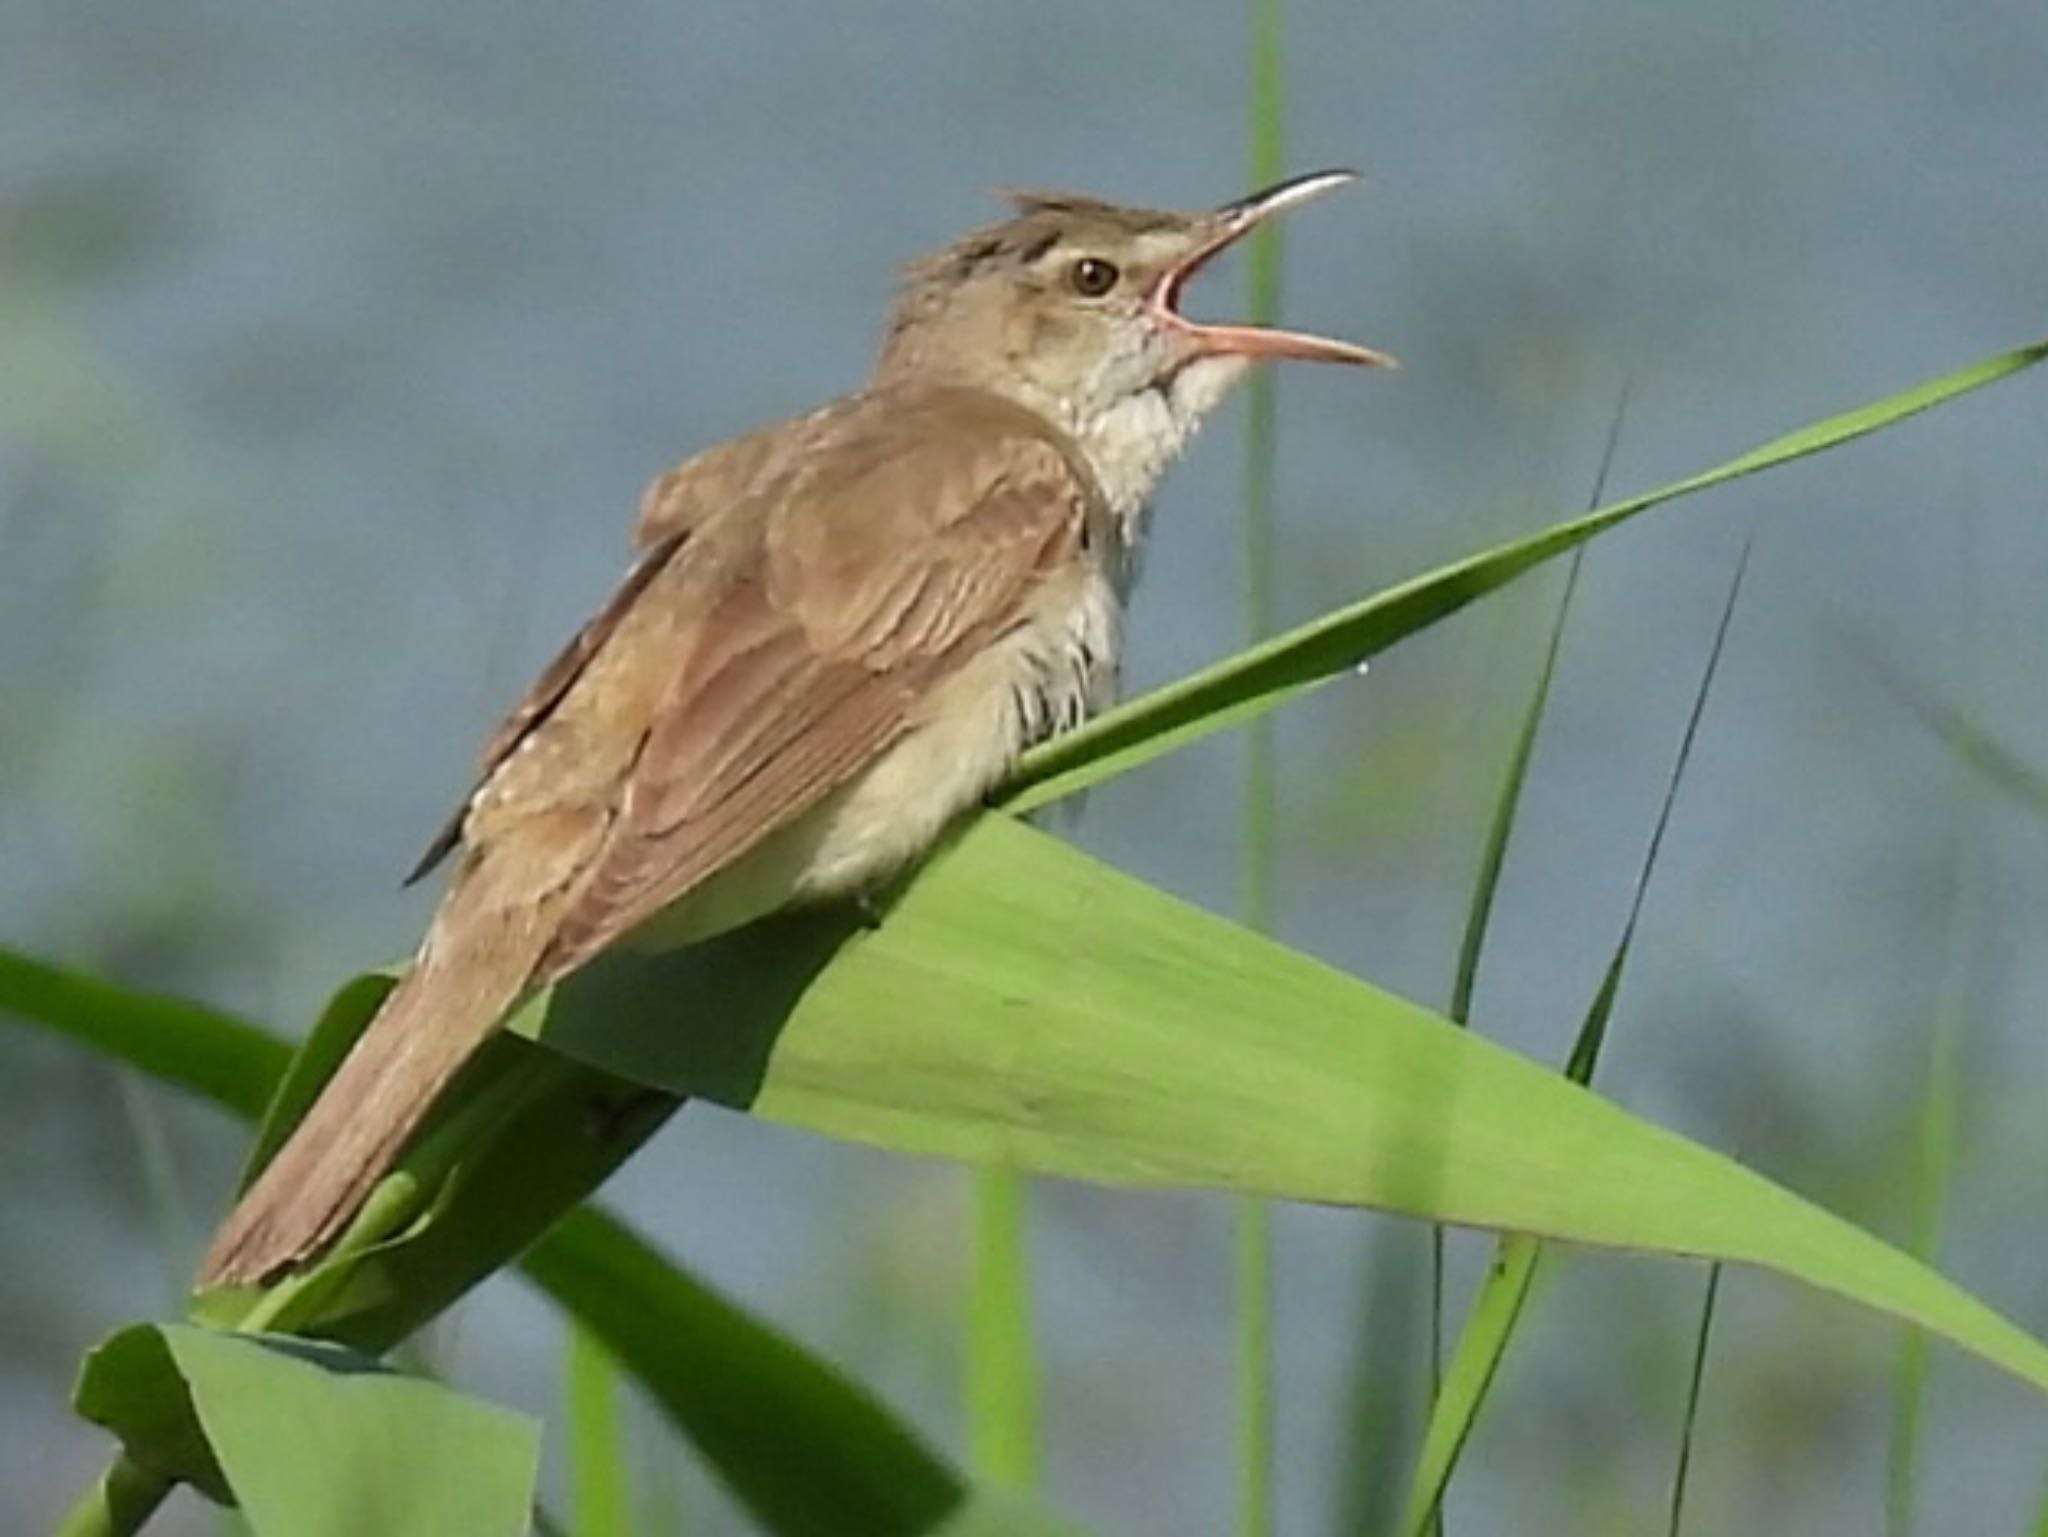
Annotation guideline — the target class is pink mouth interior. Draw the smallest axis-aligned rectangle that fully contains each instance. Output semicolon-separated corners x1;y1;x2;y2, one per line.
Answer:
1155;227;1245;320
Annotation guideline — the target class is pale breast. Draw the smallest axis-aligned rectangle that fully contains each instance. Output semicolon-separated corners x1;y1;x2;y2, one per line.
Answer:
623;558;1121;949
792;557;1121;897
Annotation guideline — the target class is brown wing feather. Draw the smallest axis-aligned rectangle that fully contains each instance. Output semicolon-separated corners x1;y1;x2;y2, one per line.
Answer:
410;397;867;885
406;528;689;884
202;384;1099;1285
533;387;1096;975
631;402;859;550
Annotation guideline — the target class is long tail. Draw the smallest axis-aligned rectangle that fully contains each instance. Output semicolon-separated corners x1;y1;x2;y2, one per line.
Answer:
198;901;548;1288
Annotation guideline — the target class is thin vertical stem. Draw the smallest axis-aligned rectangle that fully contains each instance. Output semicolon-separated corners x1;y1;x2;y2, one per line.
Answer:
1888;849;1967;1537
968;1165;1041;1488
1237;4;1285;1534
51;1455;171;1537
1240;0;1285;925
1666;1263;1724;1536
1235;1196;1274;1537
1888;515;1980;1537
567;1320;632;1537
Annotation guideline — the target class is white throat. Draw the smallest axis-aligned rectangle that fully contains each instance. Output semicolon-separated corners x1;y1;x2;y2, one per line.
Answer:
1017;353;1250;581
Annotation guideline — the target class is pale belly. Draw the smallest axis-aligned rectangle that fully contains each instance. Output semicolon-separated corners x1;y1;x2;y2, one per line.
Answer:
625;563;1121;950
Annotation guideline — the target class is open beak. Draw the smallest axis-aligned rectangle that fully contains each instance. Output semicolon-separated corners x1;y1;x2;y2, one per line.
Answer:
1153;168;1395;369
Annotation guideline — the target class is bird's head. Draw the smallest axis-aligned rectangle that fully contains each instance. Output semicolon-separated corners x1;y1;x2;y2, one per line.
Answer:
877;170;1391;490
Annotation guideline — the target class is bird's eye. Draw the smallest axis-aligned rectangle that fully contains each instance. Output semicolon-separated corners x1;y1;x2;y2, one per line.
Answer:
1067;257;1121;298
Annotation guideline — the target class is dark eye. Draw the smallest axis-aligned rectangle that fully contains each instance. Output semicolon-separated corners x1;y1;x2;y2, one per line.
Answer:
1067;256;1121;298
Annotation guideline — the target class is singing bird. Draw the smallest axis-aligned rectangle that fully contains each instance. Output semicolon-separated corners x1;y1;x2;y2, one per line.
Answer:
199;170;1391;1287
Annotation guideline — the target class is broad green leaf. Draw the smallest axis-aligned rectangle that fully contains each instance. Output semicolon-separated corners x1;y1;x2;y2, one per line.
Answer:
15;336;2046;1535
179;966;687;1354
210;1034;678;1353
1000;337;2048;814
515;813;2048;1399
77;1323;536;1536
1;947;1047;1537
73;1326;232;1504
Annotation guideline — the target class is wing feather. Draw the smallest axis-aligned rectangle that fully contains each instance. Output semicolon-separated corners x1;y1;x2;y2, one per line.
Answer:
406;528;687;884
449;385;1100;982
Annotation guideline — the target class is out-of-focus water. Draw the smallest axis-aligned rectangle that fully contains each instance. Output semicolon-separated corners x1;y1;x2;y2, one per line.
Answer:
5;3;2047;1532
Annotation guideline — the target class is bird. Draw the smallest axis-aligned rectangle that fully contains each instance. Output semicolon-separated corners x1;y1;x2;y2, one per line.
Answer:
198;169;1391;1287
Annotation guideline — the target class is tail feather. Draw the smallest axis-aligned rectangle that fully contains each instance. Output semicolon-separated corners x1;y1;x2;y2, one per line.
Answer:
198;924;541;1288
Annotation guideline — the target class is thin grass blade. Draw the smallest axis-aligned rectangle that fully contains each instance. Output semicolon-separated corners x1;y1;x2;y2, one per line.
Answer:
1001;339;2048;816
1333;1233;1430;1537
1411;402;1617;1536
1397;543;1753;1536
1667;1263;1725;1537
1425;394;1622;1437
1865;649;2048;819
0;947;288;1115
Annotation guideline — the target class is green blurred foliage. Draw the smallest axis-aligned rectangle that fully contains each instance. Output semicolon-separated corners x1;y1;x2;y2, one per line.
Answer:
6;3;2048;1534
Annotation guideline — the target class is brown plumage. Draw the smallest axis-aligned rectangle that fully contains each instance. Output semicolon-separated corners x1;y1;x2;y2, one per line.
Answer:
198;172;1388;1287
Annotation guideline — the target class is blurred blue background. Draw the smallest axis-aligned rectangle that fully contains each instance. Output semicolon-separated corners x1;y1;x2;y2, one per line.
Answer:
5;2;2047;1532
